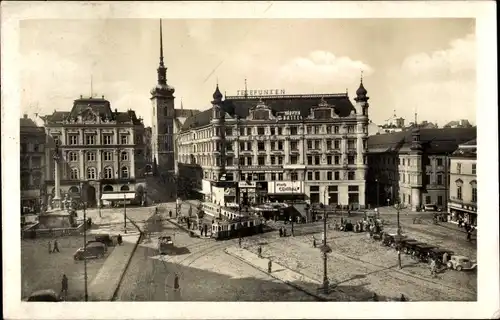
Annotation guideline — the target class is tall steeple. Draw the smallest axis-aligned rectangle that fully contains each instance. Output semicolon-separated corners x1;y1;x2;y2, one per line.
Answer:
157;19;167;86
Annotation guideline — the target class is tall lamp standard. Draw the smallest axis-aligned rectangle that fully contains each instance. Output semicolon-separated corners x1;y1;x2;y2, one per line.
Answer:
396;201;402;269
80;182;89;302
83;200;89;301
290;169;296;236
319;203;332;294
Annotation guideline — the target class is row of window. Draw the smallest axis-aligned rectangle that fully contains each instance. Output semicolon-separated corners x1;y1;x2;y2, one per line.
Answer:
66;151;131;162
67;166;130;180
20;143;44;153
191;138;364;154
225;124;364;137
20;172;42;189
236;171;357;181
55;134;130;146
456;163;476;175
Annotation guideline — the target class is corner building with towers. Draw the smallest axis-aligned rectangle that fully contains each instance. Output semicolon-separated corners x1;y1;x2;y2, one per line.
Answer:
177;81;371;208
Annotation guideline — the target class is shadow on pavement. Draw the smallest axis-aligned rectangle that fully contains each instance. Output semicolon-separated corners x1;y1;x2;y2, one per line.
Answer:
117;245;413;302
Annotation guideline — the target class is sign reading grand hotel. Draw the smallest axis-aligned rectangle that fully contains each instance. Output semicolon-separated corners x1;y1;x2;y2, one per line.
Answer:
236;89;286;97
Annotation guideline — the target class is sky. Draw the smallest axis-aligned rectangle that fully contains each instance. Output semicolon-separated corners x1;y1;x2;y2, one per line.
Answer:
20;18;476;127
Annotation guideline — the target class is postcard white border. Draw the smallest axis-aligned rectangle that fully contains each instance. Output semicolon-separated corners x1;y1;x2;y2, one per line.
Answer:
2;1;498;319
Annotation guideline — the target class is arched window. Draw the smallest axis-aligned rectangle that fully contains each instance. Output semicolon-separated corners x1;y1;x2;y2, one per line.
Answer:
87;167;96;180
70;167;79;180
103;185;113;192
121;166;129;179
68;152;78;162
104;166;113;179
121;185;130;191
121;151;128;161
69;186;79;194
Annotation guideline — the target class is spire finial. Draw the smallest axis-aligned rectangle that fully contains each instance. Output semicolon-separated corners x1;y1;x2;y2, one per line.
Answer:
360;70;364;84
159;19;164;67
244;78;248;97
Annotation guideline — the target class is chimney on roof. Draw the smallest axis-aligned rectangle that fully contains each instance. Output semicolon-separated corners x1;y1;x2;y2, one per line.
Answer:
80;95;83;99
115;108;118;114
23;114;28;119
102;95;104;99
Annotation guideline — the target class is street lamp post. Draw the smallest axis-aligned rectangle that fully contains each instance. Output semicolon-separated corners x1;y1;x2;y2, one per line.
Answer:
322;205;330;294
123;193;127;233
83;201;89;301
396;202;402;269
375;178;380;210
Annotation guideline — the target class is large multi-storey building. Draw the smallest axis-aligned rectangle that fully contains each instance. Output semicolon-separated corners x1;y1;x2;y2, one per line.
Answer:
41;96;147;207
177;80;370;208
448;139;477;226
366;127;476;211
20;114;46;214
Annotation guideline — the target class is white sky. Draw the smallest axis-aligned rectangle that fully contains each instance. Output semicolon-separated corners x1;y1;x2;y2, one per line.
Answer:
20;18;475;127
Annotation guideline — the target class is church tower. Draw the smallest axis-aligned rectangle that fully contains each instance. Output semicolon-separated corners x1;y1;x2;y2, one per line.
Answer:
151;20;176;176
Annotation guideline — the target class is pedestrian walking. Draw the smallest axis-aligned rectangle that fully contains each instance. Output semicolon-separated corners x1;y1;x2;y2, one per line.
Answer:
173;274;180;291
267;260;272;273
117;234;123;246
313;237;317;248
430;259;437;277
238;237;242;248
372;293;378;301
258;246;262;258
169;210;172;218
443;252;449;265
48;241;52;254
61;274;68;300
283;228;287;237
52;239;60;253
466;230;472;242
279;228;283;237
400;294;407;302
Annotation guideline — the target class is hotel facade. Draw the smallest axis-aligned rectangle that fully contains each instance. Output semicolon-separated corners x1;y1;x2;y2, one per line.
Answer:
177;80;371;208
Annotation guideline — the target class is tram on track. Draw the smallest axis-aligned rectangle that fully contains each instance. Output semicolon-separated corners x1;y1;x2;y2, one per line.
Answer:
211;216;264;240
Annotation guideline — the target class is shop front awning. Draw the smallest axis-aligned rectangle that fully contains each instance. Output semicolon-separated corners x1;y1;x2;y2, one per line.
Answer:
101;192;136;200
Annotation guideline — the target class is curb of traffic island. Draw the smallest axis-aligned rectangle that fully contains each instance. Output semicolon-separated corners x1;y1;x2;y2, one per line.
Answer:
110;216;143;301
223;248;331;302
166;218;201;238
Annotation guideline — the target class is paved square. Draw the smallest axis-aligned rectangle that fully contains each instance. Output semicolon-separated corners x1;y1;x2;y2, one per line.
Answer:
21;236;112;300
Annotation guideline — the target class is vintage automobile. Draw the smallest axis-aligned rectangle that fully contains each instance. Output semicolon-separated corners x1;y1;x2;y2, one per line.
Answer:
26;289;61;302
447;255;477;271
158;235;174;255
402;240;426;255
382;233;407;248
73;242;106;260
428;248;455;265
412;244;438;262
94;234;115;247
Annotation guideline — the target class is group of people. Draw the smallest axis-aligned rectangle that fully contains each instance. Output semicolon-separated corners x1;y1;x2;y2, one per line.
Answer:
371;293;408;301
48;239;60;253
457;218;476;242
278;227;289;237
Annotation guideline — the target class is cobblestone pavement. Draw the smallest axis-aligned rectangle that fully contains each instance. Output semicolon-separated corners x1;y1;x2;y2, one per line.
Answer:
115;219;316;301
21;236;110;301
243;231;476;301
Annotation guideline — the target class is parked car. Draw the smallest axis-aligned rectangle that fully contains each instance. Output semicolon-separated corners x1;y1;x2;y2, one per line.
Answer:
158;235;174;255
73;242;106;260
447;255;477;271
94;234;115;247
26;289;61;302
86;240;108;252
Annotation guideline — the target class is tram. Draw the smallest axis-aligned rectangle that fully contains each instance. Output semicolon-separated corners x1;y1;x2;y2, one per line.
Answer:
211;216;264;240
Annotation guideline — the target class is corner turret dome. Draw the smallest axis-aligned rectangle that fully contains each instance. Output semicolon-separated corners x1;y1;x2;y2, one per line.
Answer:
213;85;223;101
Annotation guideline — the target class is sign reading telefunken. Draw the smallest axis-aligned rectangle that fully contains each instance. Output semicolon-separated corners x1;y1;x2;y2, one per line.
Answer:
236;89;286;96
